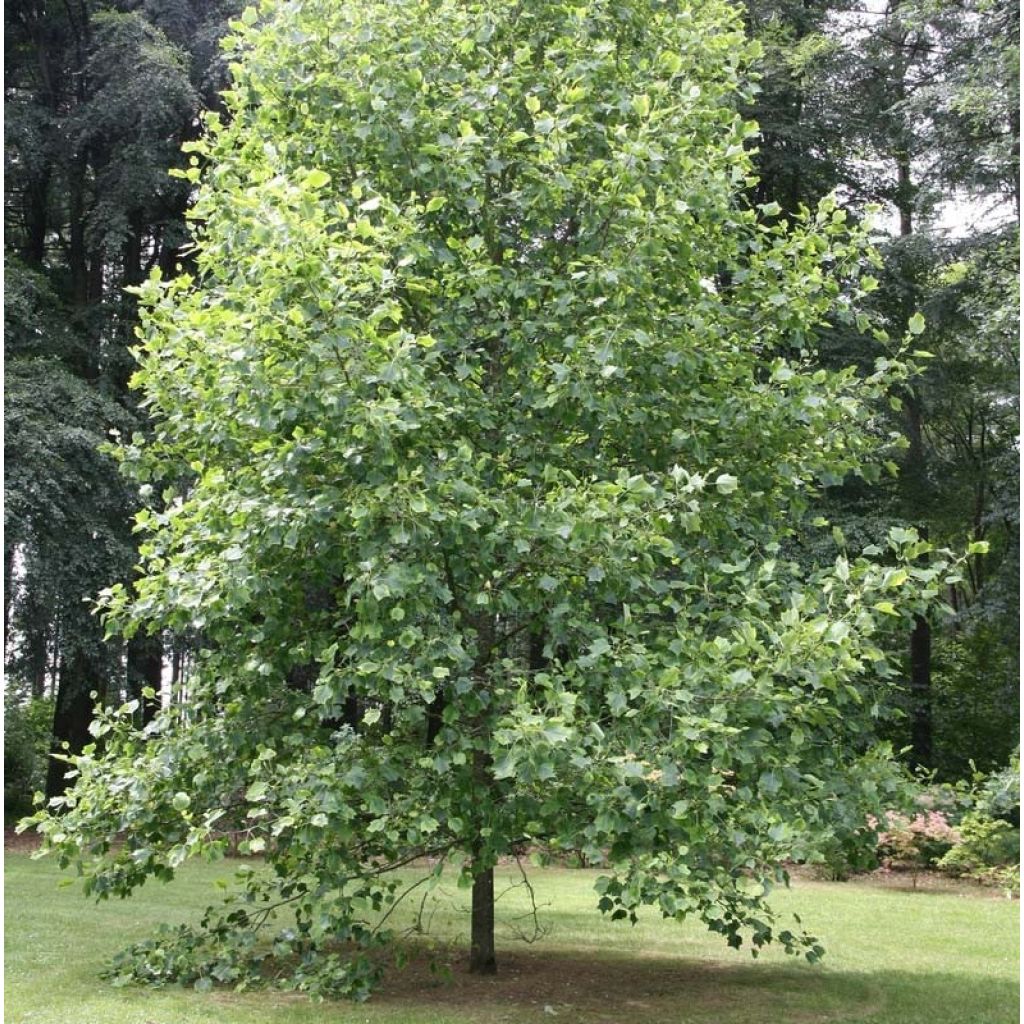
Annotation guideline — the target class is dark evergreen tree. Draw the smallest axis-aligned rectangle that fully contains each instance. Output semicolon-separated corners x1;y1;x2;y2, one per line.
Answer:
4;0;237;800
744;0;1019;777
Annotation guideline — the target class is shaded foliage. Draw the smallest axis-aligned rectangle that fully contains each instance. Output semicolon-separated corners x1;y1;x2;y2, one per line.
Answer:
744;0;1019;778
4;0;237;795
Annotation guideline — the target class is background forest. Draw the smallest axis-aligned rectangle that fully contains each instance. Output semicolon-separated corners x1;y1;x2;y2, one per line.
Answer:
3;0;1018;819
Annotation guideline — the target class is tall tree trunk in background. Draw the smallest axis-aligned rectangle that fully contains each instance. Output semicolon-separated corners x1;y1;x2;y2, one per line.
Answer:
528;627;548;674
46;648;103;798
469;613;498;975
1011;104;1020;220
23;173;50;266
24;604;50;701
8;569;52;699
904;389;933;769
123;214;144;289
425;689;445;747
171;641;183;693
895;145;914;238
3;543;14;653
127;632;163;727
68;156;90;310
909;613;932;769
890;18;933;770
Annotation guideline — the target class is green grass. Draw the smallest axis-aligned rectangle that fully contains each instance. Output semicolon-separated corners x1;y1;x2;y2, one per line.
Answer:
4;851;1018;1024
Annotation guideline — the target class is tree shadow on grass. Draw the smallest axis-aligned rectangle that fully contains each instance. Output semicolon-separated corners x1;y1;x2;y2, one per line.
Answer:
371;947;1019;1024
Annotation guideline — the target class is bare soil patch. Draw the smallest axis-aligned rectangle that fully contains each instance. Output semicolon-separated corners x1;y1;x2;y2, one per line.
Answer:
4;827;40;853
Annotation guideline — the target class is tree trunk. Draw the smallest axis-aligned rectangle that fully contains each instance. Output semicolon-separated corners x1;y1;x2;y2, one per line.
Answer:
126;632;163;726
18;578;51;699
26;618;49;700
469;864;497;975
528;627;548;674
468;613;497;976
893;69;933;769
45;650;101;799
425;688;445;746
343;686;360;731
1010;105;1020;221
895;145;914;237
171;641;182;691
23;173;50;266
68;156;90;309
3;542;14;654
901;367;933;772
909;613;932;769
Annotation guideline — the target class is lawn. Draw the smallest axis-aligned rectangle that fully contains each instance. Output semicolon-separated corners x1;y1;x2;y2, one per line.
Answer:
4;851;1018;1024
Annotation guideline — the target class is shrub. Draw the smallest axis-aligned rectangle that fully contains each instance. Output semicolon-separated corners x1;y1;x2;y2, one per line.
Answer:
870;809;961;877
865;757;1021;893
937;813;1019;880
812;829;883;881
4;694;54;820
935;755;1020;896
972;864;1020;897
974;751;1020;825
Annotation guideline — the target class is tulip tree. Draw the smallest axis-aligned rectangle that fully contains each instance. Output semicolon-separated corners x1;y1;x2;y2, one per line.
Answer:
26;0;961;1000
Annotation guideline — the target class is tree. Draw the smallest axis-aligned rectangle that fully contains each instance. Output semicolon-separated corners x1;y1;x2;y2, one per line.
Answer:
830;0;1018;774
740;0;1019;777
27;0;961;999
3;353;137;796
4;0;237;792
741;0;859;216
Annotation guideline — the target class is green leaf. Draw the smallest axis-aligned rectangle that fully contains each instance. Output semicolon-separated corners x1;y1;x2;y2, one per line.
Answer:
736;876;765;898
631;93;651;119
492;753;517;780
302;168;332;190
660;51;683;74
245;781;268;802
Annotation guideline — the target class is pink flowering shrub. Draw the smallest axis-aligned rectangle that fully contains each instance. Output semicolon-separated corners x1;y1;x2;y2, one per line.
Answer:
869;810;962;873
